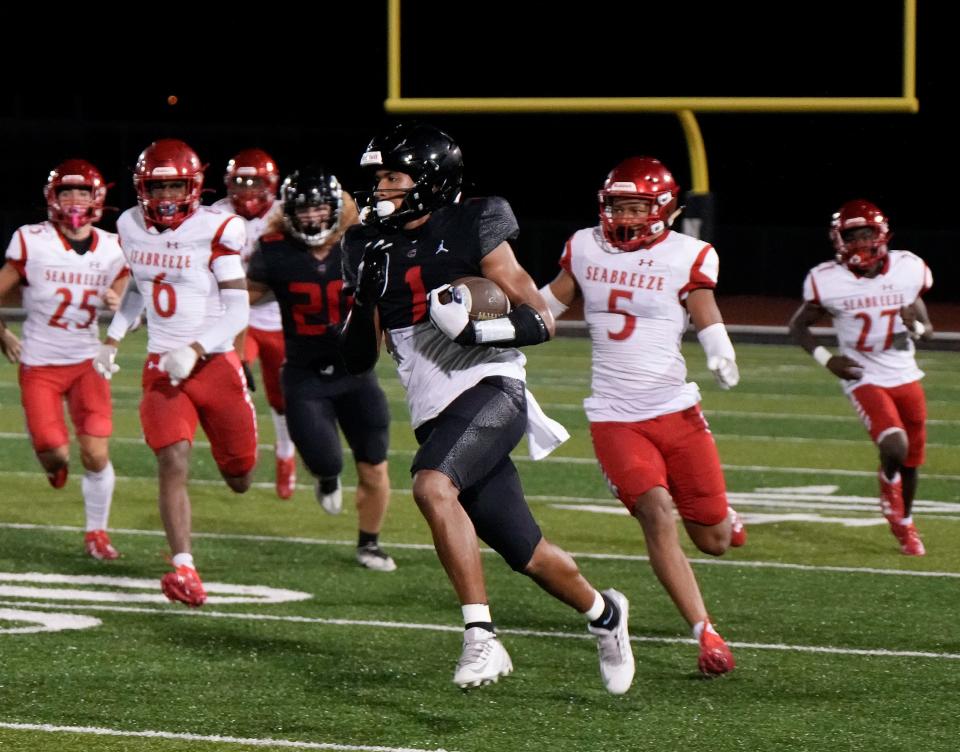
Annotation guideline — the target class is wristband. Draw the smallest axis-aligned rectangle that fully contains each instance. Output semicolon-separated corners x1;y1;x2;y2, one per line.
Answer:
812;346;833;367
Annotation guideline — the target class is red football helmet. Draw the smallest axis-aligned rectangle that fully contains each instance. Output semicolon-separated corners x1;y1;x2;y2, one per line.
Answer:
133;139;205;228
45;159;107;230
830;199;890;272
599;157;680;251
224;148;279;219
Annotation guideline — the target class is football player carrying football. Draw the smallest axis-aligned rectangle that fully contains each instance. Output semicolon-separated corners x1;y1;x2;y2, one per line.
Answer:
340;123;634;693
789;199;933;556
541;156;745;677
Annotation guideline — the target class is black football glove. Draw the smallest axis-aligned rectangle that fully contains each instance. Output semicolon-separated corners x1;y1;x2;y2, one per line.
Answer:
355;239;392;307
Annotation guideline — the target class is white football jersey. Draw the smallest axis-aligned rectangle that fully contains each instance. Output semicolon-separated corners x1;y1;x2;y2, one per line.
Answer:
5;222;128;366
562;228;719;421
117;206;247;354
803;250;932;391
211;197;283;331
387;322;527;428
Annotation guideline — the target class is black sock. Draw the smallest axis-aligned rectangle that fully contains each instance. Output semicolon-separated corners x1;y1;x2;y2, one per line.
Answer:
590;593;620;630
319;476;338;494
465;621;495;634
358;530;379;548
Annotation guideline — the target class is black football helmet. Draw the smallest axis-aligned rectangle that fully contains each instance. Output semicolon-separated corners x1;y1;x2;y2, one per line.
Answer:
280;166;343;247
358;122;463;229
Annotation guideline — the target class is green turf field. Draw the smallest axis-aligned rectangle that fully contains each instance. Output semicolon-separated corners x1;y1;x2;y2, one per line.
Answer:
1;329;958;752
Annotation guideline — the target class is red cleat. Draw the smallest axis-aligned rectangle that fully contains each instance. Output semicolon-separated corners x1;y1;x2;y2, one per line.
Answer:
275;456;296;500
698;622;736;677
878;471;905;526
893;522;926;556
728;507;747;548
84;530;120;560
161;565;207;607
47;465;68;489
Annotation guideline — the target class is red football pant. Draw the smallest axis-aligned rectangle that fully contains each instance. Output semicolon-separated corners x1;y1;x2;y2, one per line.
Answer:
244;326;285;413
19;360;112;452
590;404;728;526
140;351;258;477
849;380;926;467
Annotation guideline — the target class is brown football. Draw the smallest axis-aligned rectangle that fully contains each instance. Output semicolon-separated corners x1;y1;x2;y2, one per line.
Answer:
450;276;511;320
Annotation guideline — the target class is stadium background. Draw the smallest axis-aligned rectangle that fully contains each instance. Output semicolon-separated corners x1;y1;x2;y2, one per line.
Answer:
0;2;952;313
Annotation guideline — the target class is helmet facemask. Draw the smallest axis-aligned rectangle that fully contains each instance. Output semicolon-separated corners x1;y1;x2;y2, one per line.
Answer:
280;168;343;247
45;159;107;230
137;177;200;228
227;175;275;220
598;157;680;252
224;149;279;220
830;200;890;273
133;139;205;229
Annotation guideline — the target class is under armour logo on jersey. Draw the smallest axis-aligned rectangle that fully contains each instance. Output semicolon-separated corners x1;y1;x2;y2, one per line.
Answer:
319;365;334;376
147;361;159;370
637;258;654;267
882;284;895;290
166;241;179;249
436;240;449;254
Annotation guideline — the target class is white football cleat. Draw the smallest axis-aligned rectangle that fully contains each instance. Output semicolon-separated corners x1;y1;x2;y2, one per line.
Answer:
453;627;513;688
587;588;635;695
315;477;343;515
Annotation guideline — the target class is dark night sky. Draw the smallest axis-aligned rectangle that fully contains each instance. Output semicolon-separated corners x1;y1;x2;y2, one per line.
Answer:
1;2;951;299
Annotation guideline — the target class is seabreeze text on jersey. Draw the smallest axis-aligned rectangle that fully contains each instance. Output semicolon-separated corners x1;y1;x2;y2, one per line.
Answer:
584;264;666;291
840;292;907;312
126;249;193;270
43;269;111;287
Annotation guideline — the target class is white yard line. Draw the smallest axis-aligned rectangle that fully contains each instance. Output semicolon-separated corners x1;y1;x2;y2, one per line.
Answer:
0;722;452;752
1;440;959;481
2;521;958;578
0;600;957;662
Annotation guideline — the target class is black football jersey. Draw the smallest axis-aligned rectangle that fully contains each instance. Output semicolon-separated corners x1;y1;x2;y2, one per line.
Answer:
247;234;350;372
341;197;519;330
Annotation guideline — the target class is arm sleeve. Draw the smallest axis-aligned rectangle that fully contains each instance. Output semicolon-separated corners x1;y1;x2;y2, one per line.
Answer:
211;253;246;282
105;276;146;341
196;288;250;354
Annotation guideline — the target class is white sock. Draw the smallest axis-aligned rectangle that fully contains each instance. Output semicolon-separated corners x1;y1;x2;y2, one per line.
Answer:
271;410;295;460
584;589;605;621
172;552;195;569
82;461;115;531
881;469;901;484
462;603;492;626
692;620;717;640
901;516;913;526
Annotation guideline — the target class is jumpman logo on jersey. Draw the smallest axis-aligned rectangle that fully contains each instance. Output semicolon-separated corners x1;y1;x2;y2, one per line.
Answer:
436;240;449;254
